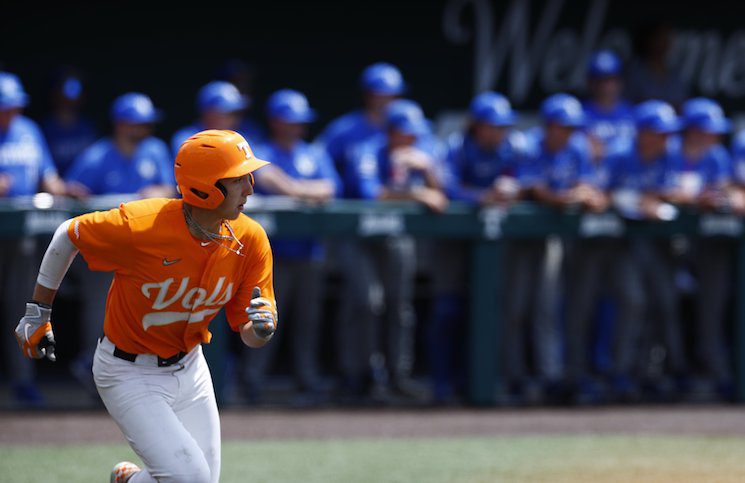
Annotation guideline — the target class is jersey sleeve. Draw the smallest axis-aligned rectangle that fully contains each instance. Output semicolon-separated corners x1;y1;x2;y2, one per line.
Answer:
225;225;276;332
67;204;134;272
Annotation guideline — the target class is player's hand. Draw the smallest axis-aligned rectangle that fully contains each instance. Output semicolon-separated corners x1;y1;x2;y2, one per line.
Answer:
0;173;13;197
413;187;449;213
14;302;56;361
246;287;277;341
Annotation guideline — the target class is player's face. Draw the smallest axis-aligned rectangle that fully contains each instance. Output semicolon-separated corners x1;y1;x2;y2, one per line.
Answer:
364;93;397;113
637;130;668;160
473;123;507;150
115;122;153;144
387;129;417;149
203;110;242;131
590;76;623;103
544;123;575;152
269;119;307;142
0;107;21;131
215;173;254;220
684;128;719;150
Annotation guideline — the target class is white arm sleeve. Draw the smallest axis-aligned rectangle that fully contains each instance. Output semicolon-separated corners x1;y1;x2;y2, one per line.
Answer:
37;219;79;290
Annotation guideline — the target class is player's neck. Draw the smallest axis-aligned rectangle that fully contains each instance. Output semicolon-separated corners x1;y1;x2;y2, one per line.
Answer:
183;204;223;238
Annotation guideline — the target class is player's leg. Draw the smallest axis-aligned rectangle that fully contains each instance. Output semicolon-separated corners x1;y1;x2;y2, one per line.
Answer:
243;257;293;400
381;236;418;392
532;236;564;385
93;340;212;483
292;259;325;392
335;240;378;398
1;238;42;406
694;239;733;389
501;240;538;388
563;240;604;385
608;243;646;396
173;345;221;483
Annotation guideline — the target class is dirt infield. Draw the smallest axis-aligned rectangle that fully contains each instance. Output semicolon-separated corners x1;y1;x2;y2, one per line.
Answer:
3;405;745;446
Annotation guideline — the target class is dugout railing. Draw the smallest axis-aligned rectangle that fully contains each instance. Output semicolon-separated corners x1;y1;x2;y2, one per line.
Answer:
1;195;744;405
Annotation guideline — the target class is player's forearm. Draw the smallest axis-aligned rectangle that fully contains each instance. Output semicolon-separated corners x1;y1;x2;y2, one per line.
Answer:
31;284;57;306
239;322;270;348
34;219;79;305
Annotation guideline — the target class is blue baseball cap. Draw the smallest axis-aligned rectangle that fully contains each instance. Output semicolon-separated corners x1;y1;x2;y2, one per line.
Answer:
0;72;29;110
540;93;586;127
588;50;623;78
385;99;429;136
681;97;731;134
360;63;406;95
197;81;249;113
469;91;516;126
266;89;316;123
110;93;163;123
633;100;681;133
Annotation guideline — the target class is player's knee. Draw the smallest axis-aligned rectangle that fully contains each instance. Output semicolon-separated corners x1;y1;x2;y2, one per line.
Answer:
160;453;212;483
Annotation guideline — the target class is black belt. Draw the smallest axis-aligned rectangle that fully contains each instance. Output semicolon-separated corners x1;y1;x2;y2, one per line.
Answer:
112;345;187;367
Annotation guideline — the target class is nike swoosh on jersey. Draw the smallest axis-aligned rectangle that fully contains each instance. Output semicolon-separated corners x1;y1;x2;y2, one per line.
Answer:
200;242;211;247
162;258;182;266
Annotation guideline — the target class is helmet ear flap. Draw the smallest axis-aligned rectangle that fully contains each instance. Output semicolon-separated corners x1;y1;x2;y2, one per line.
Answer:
215;181;228;197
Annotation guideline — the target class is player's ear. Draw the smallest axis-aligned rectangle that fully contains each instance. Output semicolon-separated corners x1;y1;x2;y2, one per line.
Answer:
176;186;182;195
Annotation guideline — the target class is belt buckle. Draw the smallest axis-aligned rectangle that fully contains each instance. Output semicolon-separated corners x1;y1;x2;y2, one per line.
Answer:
157;352;186;367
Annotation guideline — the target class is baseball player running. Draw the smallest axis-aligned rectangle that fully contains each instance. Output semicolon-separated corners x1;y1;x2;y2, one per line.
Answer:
14;129;277;483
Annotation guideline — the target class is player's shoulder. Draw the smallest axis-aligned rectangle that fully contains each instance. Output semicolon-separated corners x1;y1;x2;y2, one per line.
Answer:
79;138;115;163
13;114;42;131
119;197;181;223
231;213;270;243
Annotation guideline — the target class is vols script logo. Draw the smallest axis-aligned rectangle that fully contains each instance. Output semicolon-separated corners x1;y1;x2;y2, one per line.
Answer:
140;276;233;330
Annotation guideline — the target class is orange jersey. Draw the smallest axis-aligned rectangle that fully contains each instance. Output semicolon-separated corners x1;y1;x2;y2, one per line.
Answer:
67;198;275;358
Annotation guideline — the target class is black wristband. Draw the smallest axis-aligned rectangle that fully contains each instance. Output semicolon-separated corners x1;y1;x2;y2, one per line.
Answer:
28;300;52;310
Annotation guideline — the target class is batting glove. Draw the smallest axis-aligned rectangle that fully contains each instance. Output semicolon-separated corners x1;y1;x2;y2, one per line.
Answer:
246;287;277;341
15;302;56;361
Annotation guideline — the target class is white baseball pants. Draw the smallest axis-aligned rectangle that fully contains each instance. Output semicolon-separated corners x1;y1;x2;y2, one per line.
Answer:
93;336;220;483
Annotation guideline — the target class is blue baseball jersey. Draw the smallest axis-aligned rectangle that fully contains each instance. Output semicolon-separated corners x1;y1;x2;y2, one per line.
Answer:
600;139;672;193
41;116;97;177
171;120;265;157
443;131;525;203
664;137;731;196
518;128;595;191
582;99;635;147
315;111;385;198
65;137;174;195
345;135;444;200
731;130;745;184
0;115;57;197
254;140;341;260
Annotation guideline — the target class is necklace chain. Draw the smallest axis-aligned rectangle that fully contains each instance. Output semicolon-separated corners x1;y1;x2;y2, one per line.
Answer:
183;204;245;256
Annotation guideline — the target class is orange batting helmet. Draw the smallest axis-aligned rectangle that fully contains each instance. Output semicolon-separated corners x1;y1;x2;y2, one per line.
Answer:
175;130;269;209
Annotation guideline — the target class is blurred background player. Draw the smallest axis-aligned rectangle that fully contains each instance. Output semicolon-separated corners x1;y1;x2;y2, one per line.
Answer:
214;59;266;141
435;91;522;404
242;89;340;404
582;50;634;160
665;98;734;398
0;72;66;406
604;100;687;399
508;93;602;403
340;99;446;403
625;19;690;108
316;62;406;179
171;81;261;156
315;63;408;402
63;92;174;395
41;67;97;178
